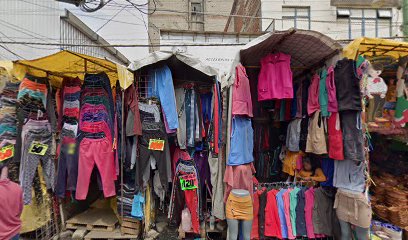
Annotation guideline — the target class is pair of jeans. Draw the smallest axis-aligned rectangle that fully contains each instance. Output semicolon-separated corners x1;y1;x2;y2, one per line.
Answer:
20;128;54;204
147;65;178;130
55;137;78;198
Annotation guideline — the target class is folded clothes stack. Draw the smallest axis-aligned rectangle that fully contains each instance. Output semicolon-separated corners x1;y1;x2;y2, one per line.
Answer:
0;81;19;145
116;185;145;220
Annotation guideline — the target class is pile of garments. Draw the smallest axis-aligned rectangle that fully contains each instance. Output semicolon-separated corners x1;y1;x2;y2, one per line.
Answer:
117;188;145;220
16;75;56;205
251;186;340;240
75;72;116;200
55;77;81;198
0;80;19;147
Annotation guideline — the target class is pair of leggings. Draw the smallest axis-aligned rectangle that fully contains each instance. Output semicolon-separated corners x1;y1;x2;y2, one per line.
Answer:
55;137;78;198
339;220;369;240
75;137;115;200
367;95;385;122
20;129;54;205
227;219;253;240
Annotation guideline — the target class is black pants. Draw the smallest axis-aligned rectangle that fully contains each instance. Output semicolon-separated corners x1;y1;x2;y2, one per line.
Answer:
137;122;168;191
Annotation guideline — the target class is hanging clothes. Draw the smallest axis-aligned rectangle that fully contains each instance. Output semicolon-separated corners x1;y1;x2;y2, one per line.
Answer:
327;112;344;160
334;59;362;112
232;64;253;117
307;73;320;116
306;110;327;155
319;69;329;117
258;52;293;101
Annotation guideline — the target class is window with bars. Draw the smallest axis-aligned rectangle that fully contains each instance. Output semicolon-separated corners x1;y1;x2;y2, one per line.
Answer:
336;8;392;39
190;1;204;31
282;6;311;30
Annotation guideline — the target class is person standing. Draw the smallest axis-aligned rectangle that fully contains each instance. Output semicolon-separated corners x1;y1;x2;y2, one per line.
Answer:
0;165;23;240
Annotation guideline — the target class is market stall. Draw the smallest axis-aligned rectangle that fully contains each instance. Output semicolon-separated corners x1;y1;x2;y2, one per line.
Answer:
344;37;408;239
128;51;225;239
0;50;134;239
223;29;384;240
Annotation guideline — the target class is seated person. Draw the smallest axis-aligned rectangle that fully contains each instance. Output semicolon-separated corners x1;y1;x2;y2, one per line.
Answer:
297;157;326;187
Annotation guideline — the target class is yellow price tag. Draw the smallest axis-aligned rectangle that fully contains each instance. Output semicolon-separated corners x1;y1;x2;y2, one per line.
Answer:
28;142;49;156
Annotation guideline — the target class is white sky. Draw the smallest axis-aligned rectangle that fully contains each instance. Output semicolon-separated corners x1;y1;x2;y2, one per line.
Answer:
60;0;150;61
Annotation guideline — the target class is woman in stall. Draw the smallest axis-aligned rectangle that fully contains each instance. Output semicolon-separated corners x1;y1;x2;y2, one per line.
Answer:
297;157;326;187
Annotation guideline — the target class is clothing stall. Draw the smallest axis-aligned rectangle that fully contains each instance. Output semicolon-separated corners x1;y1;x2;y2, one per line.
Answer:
343;38;408;239
126;51;224;238
0;50;134;239
223;29;381;240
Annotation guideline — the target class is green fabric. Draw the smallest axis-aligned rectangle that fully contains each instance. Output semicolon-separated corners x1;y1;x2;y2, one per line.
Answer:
395;95;408;120
319;69;329;117
290;187;301;236
356;55;365;68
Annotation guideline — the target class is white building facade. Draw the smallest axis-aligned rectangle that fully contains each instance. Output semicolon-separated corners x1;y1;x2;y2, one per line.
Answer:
0;0;128;64
261;0;403;40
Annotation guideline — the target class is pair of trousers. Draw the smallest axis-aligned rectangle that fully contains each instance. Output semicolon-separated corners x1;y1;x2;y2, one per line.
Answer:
137;122;168;191
55;137;78;198
20;129;54;204
339;220;369;240
169;165;200;233
147;65;178;130
75;137;115;200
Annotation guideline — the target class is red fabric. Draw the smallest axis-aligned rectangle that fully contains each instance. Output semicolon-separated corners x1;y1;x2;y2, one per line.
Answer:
172;147;191;174
285;99;292;121
264;189;282;238
250;189;260;240
326;66;338;112
223;163;255;202
305;188;316;239
0;179;23;240
75;138;116;200
63;108;80;119
328;112;344;160
307;74;320;116
232;64;253;117
184;189;200;233
283;189;295;239
125;84;143;136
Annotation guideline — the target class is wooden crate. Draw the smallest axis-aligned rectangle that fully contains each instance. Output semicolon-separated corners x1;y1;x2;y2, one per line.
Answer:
120;217;141;236
84;229;138;240
66;208;118;232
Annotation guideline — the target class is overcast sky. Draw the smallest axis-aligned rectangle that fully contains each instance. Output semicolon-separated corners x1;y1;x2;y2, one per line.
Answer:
60;0;150;61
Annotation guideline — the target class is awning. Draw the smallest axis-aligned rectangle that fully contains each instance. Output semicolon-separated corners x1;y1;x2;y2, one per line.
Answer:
128;51;222;84
10;50;134;89
226;29;343;87
343;37;408;60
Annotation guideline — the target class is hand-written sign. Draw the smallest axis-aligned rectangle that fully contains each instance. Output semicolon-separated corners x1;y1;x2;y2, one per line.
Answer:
0;145;14;161
28;142;48;156
179;173;198;191
148;139;165;151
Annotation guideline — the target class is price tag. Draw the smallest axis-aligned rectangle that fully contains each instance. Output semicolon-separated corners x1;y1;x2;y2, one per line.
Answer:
28;142;48;156
67;143;76;155
0;145;14;162
148;139;165;151
179;173;198;191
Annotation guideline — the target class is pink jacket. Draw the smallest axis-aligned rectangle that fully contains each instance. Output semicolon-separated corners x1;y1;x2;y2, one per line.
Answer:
307;74;320;116
258;53;293;101
232;64;253;117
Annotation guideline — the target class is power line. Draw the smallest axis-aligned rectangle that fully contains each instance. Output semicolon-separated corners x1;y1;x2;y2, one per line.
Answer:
0;44;25;59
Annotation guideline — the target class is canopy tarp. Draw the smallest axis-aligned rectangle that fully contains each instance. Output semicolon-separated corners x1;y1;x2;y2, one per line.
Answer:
343;37;408;60
128;51;222;84
226;29;343;88
10;50;134;89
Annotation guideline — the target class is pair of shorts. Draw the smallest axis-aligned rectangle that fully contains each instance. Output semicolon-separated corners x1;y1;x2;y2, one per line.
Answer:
226;192;253;221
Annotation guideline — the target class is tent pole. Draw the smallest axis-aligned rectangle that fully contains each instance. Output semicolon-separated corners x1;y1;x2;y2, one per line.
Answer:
120;87;125;233
226;85;232;160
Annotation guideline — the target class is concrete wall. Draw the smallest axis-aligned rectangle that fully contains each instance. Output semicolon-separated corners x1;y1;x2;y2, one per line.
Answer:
261;0;403;40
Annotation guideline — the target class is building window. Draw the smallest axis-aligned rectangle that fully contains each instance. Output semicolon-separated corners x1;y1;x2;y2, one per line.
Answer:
337;8;392;39
282;6;311;30
190;1;204;31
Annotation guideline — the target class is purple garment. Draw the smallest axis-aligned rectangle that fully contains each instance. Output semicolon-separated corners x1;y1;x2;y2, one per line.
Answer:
193;151;211;196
